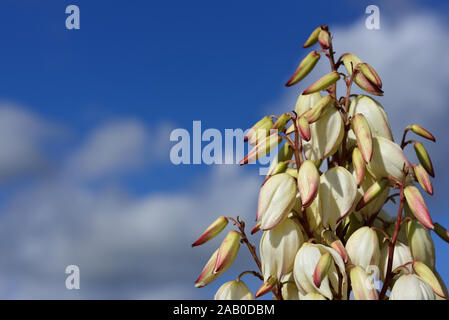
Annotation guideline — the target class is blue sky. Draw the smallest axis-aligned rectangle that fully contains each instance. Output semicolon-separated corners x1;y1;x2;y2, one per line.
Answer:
0;0;448;299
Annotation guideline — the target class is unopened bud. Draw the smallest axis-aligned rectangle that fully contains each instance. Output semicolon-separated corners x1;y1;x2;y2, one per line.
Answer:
192;216;228;247
239;132;281;165
318;29;331;49
302;72;340;95
213;230;240;274
303;26;322;48
257;173;297;230
313;252;332;287
358;63;382;88
215;280;255;300
407;124;436;142
342;53;362;76
434;222;449;243
272;113;290;132
286;51;321;87
413;261;446;298
302;95;332;123
380;242;413;280
255;276;277;298
351;113;373;162
297;160;320;207
297;116;311;141
356;178;388;211
267;143;294;176
245;116;272;144
350;266;379;300
322;230;348;263
352;147;365;187
414;164;433;195
404;185;434;229
195;249;221;288
414;142;434;177
354;72;384;96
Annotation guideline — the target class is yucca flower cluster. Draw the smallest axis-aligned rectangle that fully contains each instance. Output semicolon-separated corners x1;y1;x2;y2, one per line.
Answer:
192;25;449;300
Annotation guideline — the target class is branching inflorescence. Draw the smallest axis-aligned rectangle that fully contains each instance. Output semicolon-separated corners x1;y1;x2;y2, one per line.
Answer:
192;25;449;300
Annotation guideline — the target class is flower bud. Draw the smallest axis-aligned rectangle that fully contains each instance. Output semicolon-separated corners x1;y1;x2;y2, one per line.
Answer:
358;62;382;88
345;226;380;270
318;29;331;49
247;117;273;145
213;230;240;274
407;124;436;142
297;115;311;141
255;276;277;298
319;167;358;229
301;292;327;300
239;132;281;165
342;54;383;96
390;274;435;300
412;261;446;298
313;252;332;287
214;280;255;300
407;220;435;269
285;51;321;87
355;71;384;96
272;113;290;132
260;218;304;285
302;72;340;95
414;142;434;177
366;136;410;181
244;116;270;143
404;185;434;229
302;95;332;123
355;178;388;211
342;53;362;76
380;242;413;280
352;147;365;187
297;160;319;207
295;92;322;116
267;142;293;176
257;173;297;230
414;164;433;195
349;95;393;141
433;222;449;243
303;26;322;48
293;243;347;299
195;249;221;288
350;266;379;300
322;230;348;263
192;216;228;247
351;113;373;162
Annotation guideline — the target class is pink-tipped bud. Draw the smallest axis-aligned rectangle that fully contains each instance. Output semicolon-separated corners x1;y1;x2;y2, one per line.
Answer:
356;178;388;211
358;63;382;88
302;95;332;123
342;53;362;76
297;160;320;207
272;113;291;132
213;230;241;274
354;72;384;96
414;164;434;195
297;115;311;141
318;29;331;49
192;216;229;247
313;252;332;287
434;223;449;243
351;113;373;163
195;249;220;288
250;221;261;235
414;142;434;177
302;71;340;95
352;147;365;187
239;132;281;166
303;26;322;48
255;277;277;298
285;51;321;87
413;261;446;298
322;230;348;263
244;116;272;143
404;185;434;229
407;124;436;142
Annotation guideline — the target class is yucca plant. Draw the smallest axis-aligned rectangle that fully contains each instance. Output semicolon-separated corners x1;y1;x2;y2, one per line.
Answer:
192;25;449;300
